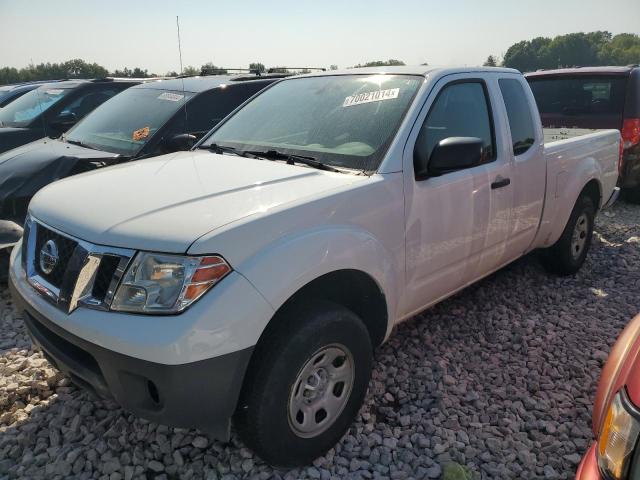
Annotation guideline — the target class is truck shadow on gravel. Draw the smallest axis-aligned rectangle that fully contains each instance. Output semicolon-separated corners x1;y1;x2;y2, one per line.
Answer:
0;204;638;479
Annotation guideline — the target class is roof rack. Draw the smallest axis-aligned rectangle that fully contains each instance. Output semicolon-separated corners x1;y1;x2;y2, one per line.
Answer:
266;67;326;74
198;66;327;77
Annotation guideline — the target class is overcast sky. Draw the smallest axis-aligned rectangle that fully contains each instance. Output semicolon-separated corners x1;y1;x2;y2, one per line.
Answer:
1;0;639;74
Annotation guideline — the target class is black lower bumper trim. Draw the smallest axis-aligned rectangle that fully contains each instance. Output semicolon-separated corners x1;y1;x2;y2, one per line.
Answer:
10;276;254;440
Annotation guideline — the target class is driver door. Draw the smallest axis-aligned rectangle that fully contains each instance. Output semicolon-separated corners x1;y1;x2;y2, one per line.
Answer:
401;75;513;317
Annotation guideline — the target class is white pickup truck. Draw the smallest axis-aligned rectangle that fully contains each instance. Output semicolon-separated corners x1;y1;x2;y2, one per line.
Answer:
9;66;620;466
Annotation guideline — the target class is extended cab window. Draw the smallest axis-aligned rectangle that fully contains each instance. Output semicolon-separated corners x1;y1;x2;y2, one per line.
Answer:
499;78;536;155
415;81;495;168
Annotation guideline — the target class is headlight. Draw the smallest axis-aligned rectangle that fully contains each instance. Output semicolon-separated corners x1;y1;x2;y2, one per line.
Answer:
597;389;640;479
111;252;231;313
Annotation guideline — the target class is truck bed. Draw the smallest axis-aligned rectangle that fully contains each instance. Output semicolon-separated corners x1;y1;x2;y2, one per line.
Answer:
533;129;620;250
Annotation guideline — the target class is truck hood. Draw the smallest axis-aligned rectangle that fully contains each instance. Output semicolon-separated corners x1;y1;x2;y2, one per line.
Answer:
30;150;366;252
0;138;121;224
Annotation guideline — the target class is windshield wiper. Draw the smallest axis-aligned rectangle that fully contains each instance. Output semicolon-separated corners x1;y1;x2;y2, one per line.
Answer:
64;138;96;150
243;149;342;173
201;143;251;157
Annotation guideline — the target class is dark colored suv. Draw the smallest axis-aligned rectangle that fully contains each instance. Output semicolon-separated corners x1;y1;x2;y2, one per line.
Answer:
0;74;282;255
0;79;142;154
526;66;640;202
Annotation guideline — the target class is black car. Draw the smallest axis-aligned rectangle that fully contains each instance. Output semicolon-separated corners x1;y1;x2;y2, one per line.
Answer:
526;66;640;202
0;80;64;108
0;74;282;253
0;79;142;154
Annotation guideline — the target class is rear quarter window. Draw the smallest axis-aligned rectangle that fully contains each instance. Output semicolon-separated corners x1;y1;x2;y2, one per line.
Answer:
499;79;536;155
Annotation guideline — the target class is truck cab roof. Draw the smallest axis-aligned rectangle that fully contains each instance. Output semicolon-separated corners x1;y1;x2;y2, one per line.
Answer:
299;65;520;78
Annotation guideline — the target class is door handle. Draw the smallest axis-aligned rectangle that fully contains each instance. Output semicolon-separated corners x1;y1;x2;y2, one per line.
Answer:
491;177;511;189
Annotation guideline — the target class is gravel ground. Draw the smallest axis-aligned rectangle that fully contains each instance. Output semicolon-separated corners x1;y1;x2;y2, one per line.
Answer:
1;201;639;480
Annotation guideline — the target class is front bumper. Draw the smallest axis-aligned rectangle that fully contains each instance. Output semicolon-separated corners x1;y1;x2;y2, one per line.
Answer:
10;275;252;440
8;242;266;440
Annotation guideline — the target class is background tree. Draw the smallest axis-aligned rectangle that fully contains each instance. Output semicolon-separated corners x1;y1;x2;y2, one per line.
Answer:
200;62;227;75
249;62;266;73
352;59;405;68
181;65;199;76
502;31;640;72
483;55;498;67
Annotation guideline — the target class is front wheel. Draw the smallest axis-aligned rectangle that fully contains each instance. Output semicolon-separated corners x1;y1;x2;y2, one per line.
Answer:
540;195;595;276
234;300;373;467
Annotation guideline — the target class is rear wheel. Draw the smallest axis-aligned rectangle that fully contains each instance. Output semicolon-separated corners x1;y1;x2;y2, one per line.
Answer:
234;300;373;467
540;195;595;276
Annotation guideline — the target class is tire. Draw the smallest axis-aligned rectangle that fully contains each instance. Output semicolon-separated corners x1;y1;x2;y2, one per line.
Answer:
621;185;640;204
234;300;373;467
540;195;595;276
0;249;9;284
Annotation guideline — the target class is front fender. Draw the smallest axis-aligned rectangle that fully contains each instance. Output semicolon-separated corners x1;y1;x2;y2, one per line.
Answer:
234;226;399;342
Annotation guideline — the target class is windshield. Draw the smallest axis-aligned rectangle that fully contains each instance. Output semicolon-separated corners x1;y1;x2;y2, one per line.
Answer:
65;88;194;155
0;86;71;127
528;76;627;129
202;74;422;171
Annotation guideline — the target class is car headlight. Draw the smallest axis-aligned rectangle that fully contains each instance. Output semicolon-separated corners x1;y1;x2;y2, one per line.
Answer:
111;252;231;313
597;389;640;479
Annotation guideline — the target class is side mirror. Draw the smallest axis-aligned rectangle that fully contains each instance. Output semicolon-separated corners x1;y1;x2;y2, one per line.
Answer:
49;111;77;131
164;133;197;152
415;137;484;179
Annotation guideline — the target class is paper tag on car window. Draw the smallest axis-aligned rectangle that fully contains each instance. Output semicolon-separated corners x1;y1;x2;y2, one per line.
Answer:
343;88;399;107
132;126;150;141
45;89;64;95
158;92;184;102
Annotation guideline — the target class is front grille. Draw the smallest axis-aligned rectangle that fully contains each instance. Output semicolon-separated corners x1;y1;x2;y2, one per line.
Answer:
92;255;121;301
34;226;78;288
23;218;134;313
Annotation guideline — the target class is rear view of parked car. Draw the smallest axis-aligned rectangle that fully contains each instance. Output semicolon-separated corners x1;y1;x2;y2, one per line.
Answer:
526;66;640;202
0;79;141;154
0;74;280;259
576;314;640;480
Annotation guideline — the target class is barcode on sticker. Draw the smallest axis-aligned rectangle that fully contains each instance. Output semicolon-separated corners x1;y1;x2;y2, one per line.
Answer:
343;88;399;107
158;92;184;102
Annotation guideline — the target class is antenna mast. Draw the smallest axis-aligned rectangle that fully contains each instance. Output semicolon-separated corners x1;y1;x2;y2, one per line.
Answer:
176;16;188;133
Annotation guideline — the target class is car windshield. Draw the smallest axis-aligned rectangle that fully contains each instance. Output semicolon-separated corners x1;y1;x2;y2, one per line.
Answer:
65;88;194;155
0;86;71;127
202;74;422;172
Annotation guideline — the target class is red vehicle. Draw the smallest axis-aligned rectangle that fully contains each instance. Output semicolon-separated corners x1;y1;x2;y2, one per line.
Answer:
526;67;640;202
577;314;640;480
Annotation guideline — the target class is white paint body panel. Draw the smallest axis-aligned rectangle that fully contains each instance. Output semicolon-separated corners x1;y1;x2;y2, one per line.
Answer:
13;67;620;364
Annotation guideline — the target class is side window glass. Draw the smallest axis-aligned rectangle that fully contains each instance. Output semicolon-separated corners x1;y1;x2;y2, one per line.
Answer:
62;88;119;120
185;83;266;137
499;79;536;155
415;81;495;170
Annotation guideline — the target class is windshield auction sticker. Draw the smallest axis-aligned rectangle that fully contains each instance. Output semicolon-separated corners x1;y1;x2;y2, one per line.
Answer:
132;126;150;141
343;88;400;107
157;92;184;102
45;89;64;95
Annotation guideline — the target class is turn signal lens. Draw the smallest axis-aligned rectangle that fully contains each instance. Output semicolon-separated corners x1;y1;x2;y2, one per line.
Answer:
597;389;640;479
